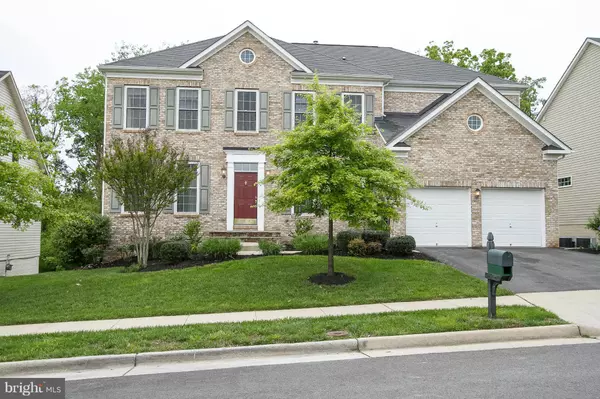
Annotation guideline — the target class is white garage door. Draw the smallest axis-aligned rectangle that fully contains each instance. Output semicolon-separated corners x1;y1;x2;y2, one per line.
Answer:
481;189;545;247
406;188;471;247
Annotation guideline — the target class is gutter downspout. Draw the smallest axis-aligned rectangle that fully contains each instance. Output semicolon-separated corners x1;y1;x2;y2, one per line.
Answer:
101;75;107;217
382;81;390;117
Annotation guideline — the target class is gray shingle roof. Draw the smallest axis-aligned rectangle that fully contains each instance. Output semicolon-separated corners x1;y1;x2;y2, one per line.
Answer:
0;71;9;79
590;37;600;44
287;43;513;86
376;94;450;143
102;33;521;87
104;37;222;67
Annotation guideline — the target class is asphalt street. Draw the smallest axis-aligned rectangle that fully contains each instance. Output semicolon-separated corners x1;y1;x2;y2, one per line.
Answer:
67;343;600;399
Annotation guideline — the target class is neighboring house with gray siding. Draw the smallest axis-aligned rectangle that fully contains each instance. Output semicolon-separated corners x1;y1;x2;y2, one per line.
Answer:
538;38;600;244
0;71;41;276
98;21;570;248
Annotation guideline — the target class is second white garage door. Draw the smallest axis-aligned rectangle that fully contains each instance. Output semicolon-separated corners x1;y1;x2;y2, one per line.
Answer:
481;189;545;247
406;188;471;246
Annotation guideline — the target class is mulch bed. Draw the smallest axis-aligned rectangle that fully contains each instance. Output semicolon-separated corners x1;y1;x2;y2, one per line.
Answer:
83;250;434;273
308;272;356;286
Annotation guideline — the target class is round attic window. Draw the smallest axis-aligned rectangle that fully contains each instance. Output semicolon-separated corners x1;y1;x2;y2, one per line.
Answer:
467;115;483;131
239;49;255;64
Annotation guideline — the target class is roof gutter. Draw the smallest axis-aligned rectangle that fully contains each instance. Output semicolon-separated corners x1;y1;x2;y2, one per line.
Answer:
291;71;393;82
98;65;204;80
388;79;528;91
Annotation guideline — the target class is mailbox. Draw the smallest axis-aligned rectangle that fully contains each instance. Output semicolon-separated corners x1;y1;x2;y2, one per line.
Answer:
486;249;513;282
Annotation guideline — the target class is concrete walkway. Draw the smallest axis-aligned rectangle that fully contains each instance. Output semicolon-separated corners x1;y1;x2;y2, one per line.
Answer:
519;290;600;336
0;296;530;337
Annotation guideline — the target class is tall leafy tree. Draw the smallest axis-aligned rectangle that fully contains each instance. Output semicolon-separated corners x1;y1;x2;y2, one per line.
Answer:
262;79;419;278
0;107;56;228
54;69;105;199
52;43;154;203
424;41;544;117
101;133;197;268
22;84;68;182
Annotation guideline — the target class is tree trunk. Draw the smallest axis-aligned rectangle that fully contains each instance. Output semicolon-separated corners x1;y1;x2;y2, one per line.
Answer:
141;223;150;268
327;217;334;276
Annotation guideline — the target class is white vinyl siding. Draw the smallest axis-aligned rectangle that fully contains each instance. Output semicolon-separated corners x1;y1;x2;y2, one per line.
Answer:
541;43;600;229
0;76;41;276
481;189;544;247
406;188;471;247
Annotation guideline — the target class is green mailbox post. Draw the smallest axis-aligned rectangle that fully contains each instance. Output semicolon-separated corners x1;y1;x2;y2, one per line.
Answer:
485;233;513;318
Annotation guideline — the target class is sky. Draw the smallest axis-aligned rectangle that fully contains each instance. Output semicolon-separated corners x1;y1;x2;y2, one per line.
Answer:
1;0;598;100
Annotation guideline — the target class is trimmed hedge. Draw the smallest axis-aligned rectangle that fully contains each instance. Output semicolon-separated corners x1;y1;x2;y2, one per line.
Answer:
347;238;367;257
336;230;361;253
159;241;191;263
366;241;383;256
362;230;390;246
201;238;242;260
385;236;416;256
258;240;282;256
292;234;329;255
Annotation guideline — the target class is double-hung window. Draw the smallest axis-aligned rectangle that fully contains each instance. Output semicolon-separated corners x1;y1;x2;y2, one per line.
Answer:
176;163;200;213
292;92;314;128
125;86;149;129
342;93;365;123
235;90;258;132
177;88;201;131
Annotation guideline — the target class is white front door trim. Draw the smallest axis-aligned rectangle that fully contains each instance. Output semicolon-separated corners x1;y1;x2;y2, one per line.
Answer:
225;149;266;231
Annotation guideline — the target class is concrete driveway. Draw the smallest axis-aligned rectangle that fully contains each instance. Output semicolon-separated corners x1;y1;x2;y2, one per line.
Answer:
419;247;600;293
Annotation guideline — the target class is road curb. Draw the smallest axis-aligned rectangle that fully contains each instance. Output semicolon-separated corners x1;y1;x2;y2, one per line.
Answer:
0;354;135;376
356;324;580;350
135;339;359;365
579;325;600;338
0;325;581;376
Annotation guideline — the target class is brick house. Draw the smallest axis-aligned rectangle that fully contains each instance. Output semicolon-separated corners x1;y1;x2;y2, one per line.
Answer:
98;21;570;248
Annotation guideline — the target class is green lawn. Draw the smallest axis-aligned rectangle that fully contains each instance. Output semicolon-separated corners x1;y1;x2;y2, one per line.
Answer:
0;306;562;362
0;255;509;326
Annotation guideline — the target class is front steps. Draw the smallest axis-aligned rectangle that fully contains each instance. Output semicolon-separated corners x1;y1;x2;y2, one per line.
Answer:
209;230;281;242
238;241;262;256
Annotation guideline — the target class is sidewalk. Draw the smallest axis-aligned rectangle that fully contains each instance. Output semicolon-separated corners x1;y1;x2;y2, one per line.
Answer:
519;290;600;336
0;296;530;337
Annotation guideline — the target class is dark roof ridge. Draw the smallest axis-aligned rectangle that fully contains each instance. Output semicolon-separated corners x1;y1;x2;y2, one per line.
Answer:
292;42;382;48
285;40;383;76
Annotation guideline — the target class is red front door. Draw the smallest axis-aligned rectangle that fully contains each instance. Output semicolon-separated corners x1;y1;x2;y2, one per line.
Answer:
234;172;258;224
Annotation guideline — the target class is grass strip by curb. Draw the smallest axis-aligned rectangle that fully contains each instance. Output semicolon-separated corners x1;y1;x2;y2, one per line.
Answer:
0;256;510;326
0;306;562;362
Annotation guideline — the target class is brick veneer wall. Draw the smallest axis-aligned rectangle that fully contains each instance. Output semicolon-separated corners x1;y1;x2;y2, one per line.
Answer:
390;89;559;247
104;33;382;245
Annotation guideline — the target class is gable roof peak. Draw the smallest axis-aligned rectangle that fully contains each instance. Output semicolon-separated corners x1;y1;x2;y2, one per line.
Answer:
179;21;312;73
386;77;571;154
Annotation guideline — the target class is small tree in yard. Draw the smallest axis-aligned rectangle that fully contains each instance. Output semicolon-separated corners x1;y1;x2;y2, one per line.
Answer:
586;206;600;245
101;133;197;268
262;79;419;281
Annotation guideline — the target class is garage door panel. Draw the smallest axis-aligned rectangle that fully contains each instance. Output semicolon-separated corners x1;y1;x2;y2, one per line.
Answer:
482;189;544;247
407;188;470;247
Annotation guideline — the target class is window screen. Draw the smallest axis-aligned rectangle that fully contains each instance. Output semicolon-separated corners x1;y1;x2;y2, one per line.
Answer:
237;91;257;131
178;89;199;130
126;87;147;129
